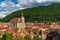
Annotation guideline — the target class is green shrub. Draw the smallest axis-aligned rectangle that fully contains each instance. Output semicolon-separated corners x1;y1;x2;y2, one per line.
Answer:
2;33;13;40
24;35;31;40
33;35;42;40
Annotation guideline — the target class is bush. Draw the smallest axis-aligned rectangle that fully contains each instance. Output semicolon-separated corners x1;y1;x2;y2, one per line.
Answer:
24;35;31;40
16;36;24;40
33;35;42;40
2;33;13;40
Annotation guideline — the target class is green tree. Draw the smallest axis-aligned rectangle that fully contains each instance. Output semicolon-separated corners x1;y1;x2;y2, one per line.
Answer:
33;35;42;40
0;38;2;40
2;33;13;40
16;36;24;40
24;35;31;40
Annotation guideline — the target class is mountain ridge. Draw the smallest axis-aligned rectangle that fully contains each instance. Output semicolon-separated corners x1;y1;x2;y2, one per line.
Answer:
0;2;60;22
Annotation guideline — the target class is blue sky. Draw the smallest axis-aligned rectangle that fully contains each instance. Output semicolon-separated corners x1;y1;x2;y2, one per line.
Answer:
0;0;60;18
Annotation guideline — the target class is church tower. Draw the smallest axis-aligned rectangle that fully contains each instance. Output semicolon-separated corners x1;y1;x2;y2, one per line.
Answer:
21;12;25;23
20;12;25;30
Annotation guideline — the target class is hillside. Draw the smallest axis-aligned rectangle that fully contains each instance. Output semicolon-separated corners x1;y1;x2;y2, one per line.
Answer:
0;3;60;22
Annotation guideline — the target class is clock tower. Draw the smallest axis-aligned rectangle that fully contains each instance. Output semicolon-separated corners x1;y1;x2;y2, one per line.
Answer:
21;12;25;30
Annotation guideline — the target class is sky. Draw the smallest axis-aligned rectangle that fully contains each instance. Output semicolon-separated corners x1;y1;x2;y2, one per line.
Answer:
0;0;60;18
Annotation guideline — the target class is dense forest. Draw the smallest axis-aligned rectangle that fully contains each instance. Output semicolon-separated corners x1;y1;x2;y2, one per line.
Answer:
0;3;60;22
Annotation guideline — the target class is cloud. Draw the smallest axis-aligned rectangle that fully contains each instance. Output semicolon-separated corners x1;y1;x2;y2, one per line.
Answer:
36;0;60;2
36;0;47;3
0;14;6;18
0;11;10;18
0;2;6;7
0;0;60;18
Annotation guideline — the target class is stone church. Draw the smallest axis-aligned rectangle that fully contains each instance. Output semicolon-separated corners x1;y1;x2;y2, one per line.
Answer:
9;12;25;30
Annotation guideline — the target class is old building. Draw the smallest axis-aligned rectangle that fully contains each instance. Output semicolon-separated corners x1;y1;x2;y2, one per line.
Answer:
9;12;25;30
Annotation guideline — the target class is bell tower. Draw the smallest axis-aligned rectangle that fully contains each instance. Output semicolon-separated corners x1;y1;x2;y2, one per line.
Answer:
21;12;25;23
21;12;25;30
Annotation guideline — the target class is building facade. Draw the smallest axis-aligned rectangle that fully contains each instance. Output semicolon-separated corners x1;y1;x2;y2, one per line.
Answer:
9;12;25;30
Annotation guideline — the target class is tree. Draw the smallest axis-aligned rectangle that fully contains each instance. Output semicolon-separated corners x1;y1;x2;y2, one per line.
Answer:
33;35;42;40
0;38;2;40
16;36;24;40
24;35;31;40
2;33;13;40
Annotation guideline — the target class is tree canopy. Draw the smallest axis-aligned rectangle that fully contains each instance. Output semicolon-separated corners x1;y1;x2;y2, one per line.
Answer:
0;3;60;22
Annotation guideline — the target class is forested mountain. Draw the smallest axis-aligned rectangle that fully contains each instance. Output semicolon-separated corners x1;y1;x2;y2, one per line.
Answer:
0;3;60;22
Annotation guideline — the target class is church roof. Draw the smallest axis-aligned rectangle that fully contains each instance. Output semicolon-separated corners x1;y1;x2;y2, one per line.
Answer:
10;18;22;23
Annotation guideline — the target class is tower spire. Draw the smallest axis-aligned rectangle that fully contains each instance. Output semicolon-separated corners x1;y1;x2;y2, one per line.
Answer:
21;12;24;17
21;12;25;23
21;12;23;16
21;12;25;30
